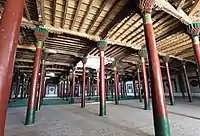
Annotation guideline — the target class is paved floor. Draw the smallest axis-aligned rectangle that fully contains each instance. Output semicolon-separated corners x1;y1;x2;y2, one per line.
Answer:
5;98;200;136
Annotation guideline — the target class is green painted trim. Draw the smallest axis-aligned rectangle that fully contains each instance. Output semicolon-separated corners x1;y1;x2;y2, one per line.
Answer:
143;13;152;24
36;40;44;49
193;36;200;45
144;99;150;110
99;104;106;116
153;116;171;136
25;109;36;125
97;40;107;46
70;98;75;104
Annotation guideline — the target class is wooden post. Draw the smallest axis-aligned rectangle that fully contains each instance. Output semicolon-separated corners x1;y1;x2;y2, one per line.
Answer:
81;57;87;108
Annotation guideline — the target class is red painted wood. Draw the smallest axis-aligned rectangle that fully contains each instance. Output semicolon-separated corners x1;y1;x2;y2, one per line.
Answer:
0;0;25;134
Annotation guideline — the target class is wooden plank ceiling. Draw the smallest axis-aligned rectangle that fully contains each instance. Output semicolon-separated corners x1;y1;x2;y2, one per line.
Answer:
0;0;198;77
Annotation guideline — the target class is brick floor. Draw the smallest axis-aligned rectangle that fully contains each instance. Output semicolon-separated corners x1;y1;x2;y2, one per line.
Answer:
5;98;200;136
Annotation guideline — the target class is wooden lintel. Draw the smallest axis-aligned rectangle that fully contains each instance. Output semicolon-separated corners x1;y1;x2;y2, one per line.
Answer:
154;0;192;24
62;0;69;28
177;0;186;11
40;0;46;25
45;61;72;66
71;0;82;30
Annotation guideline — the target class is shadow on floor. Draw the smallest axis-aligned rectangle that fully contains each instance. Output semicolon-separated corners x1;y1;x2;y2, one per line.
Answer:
169;111;200;120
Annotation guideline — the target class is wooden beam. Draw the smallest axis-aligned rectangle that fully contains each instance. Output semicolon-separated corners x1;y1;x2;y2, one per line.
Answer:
79;0;94;32
71;0;82;30
52;0;57;26
93;0;120;35
24;1;31;21
100;0;137;39
154;0;192;24
45;61;72;66
40;0;46;25
189;0;200;16
86;0;109;33
62;0;69;28
16;59;34;63
108;14;134;39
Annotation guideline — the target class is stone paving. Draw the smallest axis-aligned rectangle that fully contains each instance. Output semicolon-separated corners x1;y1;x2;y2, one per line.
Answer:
5;98;200;136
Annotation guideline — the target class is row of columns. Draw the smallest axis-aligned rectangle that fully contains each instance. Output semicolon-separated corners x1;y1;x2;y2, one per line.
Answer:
0;0;200;135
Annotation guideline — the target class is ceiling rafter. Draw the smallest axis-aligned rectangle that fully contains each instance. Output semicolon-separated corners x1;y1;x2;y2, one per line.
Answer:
177;0;186;11
62;0;69;28
86;0;109;33
78;0;94;32
164;44;192;55
24;1;31;21
52;0;57;27
93;0;121;35
108;14;135;39
71;0;83;30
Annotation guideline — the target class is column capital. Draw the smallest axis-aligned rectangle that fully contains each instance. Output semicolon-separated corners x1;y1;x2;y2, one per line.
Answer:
34;26;48;41
138;48;147;58
138;0;155;14
187;23;200;37
97;40;108;51
81;57;87;64
163;56;170;63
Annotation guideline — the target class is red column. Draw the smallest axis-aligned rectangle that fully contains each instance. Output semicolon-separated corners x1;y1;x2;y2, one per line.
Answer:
97;40;107;116
36;59;46;111
139;48;150;110
71;66;76;103
138;0;170;135
81;57;87;108
163;56;174;105
113;61;119;105
182;61;192;102
187;23;200;68
25;26;48;125
0;0;24;134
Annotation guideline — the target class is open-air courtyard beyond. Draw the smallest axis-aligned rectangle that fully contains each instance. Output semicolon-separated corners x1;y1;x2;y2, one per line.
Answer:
5;98;200;136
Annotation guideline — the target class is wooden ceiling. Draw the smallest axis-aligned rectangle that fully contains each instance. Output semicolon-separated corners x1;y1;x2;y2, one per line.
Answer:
0;0;199;77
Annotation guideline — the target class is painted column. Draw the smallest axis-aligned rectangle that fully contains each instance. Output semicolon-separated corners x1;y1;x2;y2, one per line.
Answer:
25;26;48;125
139;48;150;110
121;78;124;98
81;57;87;108
163;56;174;106
187;23;200;68
113;61;119;105
0;0;25;134
36;52;47;111
195;68;200;88
138;0;170;135
136;64;142;102
182;61;192;102
71;66;76;103
97;40;107;116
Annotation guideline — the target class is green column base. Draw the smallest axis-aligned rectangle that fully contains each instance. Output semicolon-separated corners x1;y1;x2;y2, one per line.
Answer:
99;104;106;116
70;98;75;104
154;116;171;136
25;109;36;125
144;100;150;110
